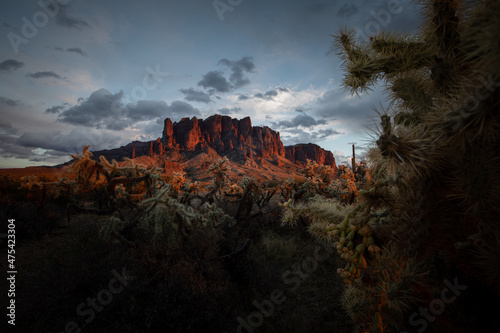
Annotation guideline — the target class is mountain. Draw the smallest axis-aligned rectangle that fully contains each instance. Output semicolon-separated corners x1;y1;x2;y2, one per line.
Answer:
285;143;336;167
161;115;285;160
90;115;337;181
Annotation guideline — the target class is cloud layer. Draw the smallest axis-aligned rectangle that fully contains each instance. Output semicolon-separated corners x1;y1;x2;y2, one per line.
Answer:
56;89;201;131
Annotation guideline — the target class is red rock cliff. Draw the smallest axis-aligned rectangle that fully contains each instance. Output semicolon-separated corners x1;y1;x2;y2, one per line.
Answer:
285;143;338;171
161;115;286;159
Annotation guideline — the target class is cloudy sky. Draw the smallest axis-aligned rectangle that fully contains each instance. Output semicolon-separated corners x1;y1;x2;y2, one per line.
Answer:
0;0;421;168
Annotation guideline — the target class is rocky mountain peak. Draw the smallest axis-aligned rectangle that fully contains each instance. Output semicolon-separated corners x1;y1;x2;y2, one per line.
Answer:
90;115;337;176
161;115;286;160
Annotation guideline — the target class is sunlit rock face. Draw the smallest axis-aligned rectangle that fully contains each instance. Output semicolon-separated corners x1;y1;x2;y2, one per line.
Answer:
161;115;286;160
92;115;336;169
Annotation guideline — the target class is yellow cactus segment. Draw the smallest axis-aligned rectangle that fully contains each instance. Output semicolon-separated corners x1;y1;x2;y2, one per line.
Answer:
358;254;368;270
347;229;356;240
355;243;366;254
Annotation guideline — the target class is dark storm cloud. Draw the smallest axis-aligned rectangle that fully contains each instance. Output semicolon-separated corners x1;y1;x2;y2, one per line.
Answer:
0;123;122;163
217;107;241;115
273;114;326;129
198;71;232;93
179;88;213;103
307;86;386;132
56;47;87;56
197;57;256;94
235;87;291;102
126;100;169;121
165;100;201;116
56;89;201;131
314;89;373;119
0;142;41;160
57;88;127;129
0;96;21;107
67;47;87;56
218;56;256;89
56;5;90;29
45;105;66;114
142;118;166;138
0;59;24;71
281;127;343;145
254;87;290;100
0;121;18;136
27;71;65;80
17;128;121;154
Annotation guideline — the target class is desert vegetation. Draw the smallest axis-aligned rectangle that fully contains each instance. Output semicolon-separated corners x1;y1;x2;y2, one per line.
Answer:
282;0;500;332
1;1;499;332
0;144;360;333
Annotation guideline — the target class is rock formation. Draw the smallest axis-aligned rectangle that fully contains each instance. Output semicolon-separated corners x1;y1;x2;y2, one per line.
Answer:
161;115;286;159
91;115;337;171
285;143;337;171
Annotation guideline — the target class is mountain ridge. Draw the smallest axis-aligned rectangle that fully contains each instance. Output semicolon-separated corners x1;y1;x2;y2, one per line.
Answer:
90;115;338;181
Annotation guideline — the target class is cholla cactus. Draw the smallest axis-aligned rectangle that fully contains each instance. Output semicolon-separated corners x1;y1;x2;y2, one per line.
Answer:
295;0;500;331
68;145;103;190
279;178;296;201
281;196;348;228
208;157;230;191
19;175;75;208
286;162;361;204
171;171;188;194
139;183;235;247
139;184;201;246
